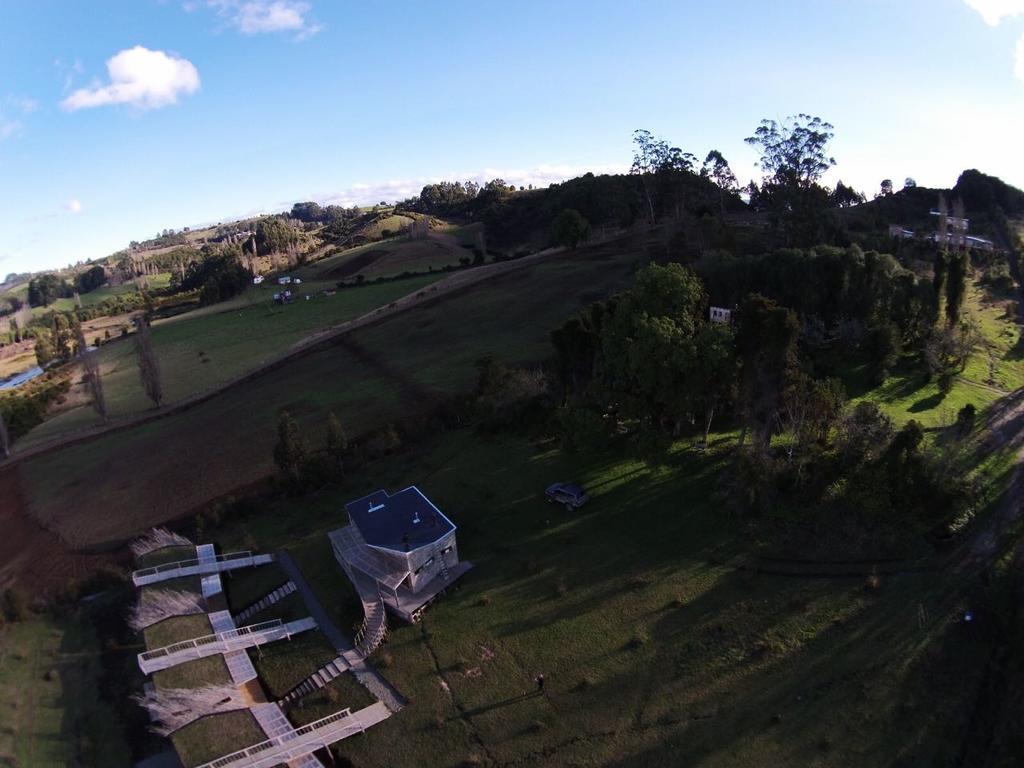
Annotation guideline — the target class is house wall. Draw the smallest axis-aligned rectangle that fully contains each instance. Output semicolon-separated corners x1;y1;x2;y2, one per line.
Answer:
407;531;458;593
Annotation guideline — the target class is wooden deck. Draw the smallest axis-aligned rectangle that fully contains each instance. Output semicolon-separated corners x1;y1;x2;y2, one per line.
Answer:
383;561;474;621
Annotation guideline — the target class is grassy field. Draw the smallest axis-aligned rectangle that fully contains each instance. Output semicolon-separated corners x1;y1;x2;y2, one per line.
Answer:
144;614;212;649
0;615;130;767
18;272;442;447
0;343;37;380
196;426;990;767
250;629;337;699
36;274;172;316
18;241;641;546
299;236;471;284
847;278;1023;428
171;709;264;768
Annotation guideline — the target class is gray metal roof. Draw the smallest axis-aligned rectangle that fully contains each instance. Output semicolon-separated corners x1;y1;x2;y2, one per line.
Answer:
345;486;454;553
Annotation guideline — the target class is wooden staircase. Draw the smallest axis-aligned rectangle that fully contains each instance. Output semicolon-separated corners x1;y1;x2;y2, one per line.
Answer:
235;581;297;623
278;656;350;706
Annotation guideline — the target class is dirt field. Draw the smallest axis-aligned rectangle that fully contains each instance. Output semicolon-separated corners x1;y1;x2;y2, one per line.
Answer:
0;467;113;593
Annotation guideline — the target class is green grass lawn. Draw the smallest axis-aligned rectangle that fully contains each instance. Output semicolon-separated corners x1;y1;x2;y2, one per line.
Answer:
0;616;130;768
144;614;212;649
845;279;1022;429
136;544;195;570
193;427;990;767
0;345;38;380
152;655;232;689
17;272;442;447
301;238;470;283
35;273;172;316
223;561;290;615
250;629;338;700
285;671;376;725
170;709;264;768
19;242;641;546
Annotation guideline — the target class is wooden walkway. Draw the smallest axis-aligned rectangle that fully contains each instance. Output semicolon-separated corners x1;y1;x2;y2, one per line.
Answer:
138;616;316;674
208;610;259;684
132;551;275;586
195;702;391;768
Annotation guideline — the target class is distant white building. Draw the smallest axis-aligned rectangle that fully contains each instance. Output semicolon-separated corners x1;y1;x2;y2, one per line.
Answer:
709;306;732;324
278;276;292;285
888;224;915;240
253;275;265;285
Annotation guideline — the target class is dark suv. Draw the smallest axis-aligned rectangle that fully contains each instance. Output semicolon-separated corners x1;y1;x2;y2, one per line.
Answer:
545;482;589;510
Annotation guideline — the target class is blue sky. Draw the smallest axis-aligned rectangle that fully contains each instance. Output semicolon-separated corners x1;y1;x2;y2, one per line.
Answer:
2;0;1024;275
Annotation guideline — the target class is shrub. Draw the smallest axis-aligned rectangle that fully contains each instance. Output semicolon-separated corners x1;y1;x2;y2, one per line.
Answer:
2;587;28;622
628;629;650;649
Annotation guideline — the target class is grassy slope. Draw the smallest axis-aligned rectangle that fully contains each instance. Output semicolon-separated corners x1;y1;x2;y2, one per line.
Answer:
19;244;640;546
300;237;470;283
144;614;212;649
203;429;987;767
171;709;264;768
849;279;1023;428
0;617;130;768
34;274;172;316
19;273;441;447
0;345;37;380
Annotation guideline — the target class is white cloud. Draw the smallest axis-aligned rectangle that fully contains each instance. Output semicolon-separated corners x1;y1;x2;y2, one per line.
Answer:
54;58;84;93
964;0;1024;25
203;1;321;39
61;47;200;111
66;199;83;214
314;163;628;207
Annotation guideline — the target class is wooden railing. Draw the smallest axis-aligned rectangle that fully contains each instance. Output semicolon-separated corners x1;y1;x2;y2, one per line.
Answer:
196;707;361;768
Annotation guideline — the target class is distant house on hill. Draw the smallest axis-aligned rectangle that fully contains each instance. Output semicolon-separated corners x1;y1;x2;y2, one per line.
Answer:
329;486;472;621
888;208;995;251
709;306;733;324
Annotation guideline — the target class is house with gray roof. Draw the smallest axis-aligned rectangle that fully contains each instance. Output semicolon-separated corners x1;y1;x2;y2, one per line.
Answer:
328;486;472;623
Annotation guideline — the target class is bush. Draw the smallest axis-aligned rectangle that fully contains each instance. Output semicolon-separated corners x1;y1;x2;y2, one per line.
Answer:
2;587;28;622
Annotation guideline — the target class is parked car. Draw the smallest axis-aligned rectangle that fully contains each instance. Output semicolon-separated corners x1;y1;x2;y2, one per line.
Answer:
545;482;589;510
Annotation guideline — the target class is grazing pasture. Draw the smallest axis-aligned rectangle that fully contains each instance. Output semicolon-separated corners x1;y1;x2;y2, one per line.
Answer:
17;241;641;546
0;616;130;767
18;273;442;447
198;429;986;767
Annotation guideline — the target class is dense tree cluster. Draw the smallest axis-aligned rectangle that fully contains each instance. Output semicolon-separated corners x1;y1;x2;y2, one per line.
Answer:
550;256;972;532
75;265;107;294
254;217;299;255
551;209;591;250
289;202;361;224
180;247;251;306
27;273;72;307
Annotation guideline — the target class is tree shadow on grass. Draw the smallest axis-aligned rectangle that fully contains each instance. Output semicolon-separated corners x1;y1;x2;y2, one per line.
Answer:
909;391;946;413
